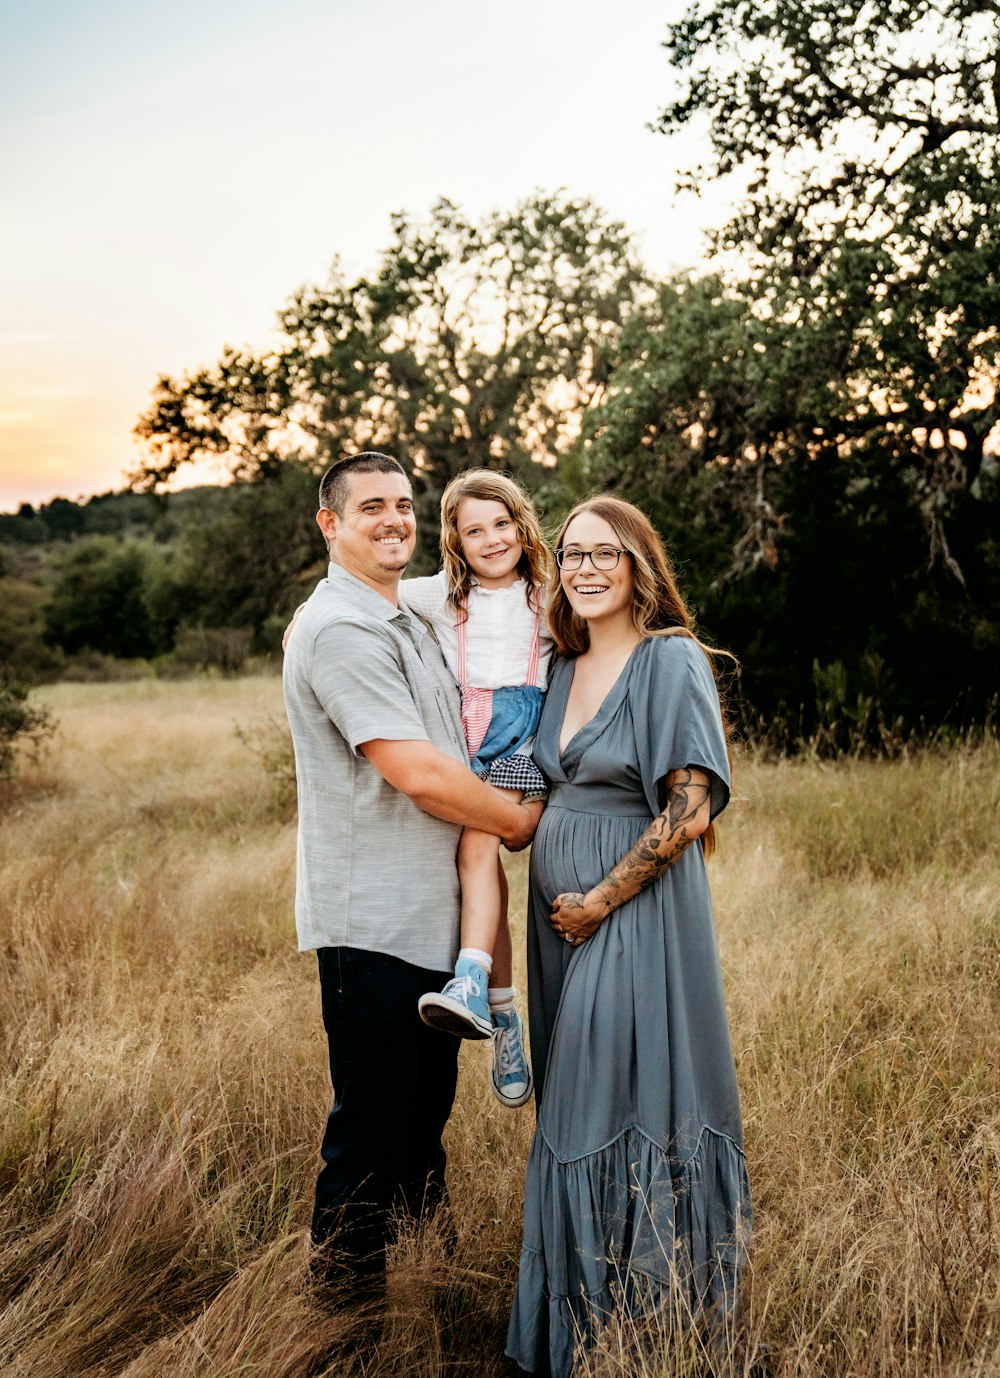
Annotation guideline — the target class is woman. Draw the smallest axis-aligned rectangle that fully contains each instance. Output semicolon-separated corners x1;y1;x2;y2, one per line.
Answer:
506;498;750;1377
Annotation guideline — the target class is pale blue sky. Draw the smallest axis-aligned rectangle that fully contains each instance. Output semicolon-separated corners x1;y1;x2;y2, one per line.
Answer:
0;0;729;510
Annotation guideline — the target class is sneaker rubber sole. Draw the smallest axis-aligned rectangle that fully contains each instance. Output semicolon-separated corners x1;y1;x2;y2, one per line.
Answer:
418;991;493;1039
490;1010;534;1108
491;1070;533;1108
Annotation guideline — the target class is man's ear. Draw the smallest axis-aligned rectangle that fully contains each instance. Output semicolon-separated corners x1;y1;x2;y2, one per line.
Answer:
316;508;337;544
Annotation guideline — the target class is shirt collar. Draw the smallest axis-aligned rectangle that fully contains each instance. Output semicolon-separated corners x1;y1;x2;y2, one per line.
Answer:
468;575;527;593
326;562;411;623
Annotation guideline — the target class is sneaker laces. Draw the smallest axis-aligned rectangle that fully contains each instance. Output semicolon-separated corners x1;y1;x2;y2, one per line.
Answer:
442;975;481;1007
495;1019;525;1078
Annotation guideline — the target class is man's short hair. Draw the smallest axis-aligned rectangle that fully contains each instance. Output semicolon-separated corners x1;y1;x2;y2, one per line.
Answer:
319;452;409;516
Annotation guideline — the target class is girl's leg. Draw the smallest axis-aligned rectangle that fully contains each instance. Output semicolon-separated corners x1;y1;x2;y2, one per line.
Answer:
456;826;505;956
417;792;519;1040
453;783;521;958
418;790;531;1088
485;844;533;1110
491;864;513;989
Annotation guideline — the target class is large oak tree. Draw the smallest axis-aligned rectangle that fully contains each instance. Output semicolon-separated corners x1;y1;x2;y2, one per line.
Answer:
649;0;1000;577
133;193;647;566
570;0;1000;742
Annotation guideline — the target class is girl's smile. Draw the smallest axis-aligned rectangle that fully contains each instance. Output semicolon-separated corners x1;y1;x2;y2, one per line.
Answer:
456;498;524;590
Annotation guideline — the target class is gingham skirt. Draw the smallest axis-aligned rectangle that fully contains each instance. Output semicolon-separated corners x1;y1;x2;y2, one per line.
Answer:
478;749;549;801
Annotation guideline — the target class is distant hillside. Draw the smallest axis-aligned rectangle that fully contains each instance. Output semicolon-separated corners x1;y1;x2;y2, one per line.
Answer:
0;486;231;545
0;467;325;682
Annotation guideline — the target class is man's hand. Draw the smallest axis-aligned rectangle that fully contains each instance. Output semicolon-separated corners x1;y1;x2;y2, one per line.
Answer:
281;603;307;652
502;799;544;852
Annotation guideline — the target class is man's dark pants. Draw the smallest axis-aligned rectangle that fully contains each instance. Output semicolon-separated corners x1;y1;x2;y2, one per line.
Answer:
312;946;460;1291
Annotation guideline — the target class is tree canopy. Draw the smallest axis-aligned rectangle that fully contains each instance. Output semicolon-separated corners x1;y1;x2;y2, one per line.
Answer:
648;0;1000;580
659;0;999;231
104;23;1000;745
562;0;1000;741
133;192;647;558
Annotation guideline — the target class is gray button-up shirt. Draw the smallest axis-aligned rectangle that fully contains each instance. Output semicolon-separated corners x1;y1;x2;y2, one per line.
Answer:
283;563;467;971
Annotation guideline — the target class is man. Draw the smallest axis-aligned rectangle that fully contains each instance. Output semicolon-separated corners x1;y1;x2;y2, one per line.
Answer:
283;451;541;1300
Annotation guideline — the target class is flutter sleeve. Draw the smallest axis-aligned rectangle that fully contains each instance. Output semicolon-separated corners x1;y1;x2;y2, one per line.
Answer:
398;570;450;631
636;634;731;822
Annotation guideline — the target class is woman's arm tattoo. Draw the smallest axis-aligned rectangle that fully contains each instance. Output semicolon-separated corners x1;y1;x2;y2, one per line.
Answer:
594;769;712;914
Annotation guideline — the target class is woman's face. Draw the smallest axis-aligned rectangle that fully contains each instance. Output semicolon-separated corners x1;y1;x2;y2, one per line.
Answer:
558;511;634;629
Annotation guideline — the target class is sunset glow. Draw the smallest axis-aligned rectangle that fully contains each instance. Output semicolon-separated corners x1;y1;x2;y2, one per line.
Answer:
0;0;723;513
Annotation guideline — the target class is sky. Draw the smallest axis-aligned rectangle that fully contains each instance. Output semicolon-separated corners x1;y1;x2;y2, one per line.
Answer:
0;0;731;513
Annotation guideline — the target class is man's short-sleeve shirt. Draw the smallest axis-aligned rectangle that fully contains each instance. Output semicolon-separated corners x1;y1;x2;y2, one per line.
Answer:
283;563;467;970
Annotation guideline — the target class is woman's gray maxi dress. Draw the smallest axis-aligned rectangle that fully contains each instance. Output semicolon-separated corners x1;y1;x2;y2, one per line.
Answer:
506;635;750;1377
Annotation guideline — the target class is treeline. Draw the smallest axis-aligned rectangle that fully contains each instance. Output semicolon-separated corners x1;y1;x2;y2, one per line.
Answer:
0;475;319;683
4;0;999;754
3;425;997;753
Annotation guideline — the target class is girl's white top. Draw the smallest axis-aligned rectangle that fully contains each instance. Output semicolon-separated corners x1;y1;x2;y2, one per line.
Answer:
401;570;553;691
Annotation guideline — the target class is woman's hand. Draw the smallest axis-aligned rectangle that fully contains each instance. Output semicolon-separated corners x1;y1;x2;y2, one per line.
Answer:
549;889;611;947
548;767;714;949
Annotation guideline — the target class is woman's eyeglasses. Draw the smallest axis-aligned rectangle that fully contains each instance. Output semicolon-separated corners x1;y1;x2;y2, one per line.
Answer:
556;546;626;571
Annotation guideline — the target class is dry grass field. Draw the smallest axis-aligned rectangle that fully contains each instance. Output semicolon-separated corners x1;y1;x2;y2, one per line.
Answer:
1;678;998;1378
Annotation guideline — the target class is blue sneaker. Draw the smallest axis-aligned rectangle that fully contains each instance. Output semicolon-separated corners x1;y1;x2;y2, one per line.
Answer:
490;1009;533;1108
418;958;492;1040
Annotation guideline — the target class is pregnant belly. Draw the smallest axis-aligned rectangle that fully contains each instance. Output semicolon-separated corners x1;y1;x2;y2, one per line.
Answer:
531;804;652;902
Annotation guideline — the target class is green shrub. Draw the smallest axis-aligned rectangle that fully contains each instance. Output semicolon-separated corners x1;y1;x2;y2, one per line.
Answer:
0;682;55;779
170;626;255;676
234;713;296;821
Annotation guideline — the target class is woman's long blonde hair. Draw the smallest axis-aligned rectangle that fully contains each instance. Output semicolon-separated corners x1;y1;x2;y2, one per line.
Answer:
440;470;551;616
549;496;734;855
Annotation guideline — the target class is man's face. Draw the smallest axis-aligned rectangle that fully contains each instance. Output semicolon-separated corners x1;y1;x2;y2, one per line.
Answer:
316;471;416;594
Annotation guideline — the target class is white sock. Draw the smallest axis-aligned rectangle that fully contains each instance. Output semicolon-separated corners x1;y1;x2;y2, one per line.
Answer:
488;986;516;1016
458;947;492;975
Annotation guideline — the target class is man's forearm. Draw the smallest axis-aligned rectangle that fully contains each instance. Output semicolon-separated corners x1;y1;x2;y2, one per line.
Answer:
360;739;523;837
408;753;523;836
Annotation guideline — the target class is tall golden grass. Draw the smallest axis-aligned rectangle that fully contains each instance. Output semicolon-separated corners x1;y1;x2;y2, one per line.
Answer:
1;679;998;1377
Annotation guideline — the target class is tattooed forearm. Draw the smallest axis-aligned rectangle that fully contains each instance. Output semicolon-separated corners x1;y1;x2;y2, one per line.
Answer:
591;768;712;916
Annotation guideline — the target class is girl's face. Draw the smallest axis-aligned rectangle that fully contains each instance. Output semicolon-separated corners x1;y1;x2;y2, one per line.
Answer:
455;497;524;589
558;511;634;629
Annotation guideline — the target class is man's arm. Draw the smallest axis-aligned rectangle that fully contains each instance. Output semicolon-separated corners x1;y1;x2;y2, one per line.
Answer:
360;738;542;851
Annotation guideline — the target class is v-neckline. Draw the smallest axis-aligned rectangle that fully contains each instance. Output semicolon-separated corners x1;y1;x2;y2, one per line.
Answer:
557;639;645;766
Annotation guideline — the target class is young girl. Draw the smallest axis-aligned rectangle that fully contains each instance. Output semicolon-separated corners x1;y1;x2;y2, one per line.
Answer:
401;470;553;1109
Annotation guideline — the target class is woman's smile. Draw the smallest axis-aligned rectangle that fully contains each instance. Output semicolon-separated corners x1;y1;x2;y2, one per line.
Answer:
559;511;633;625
